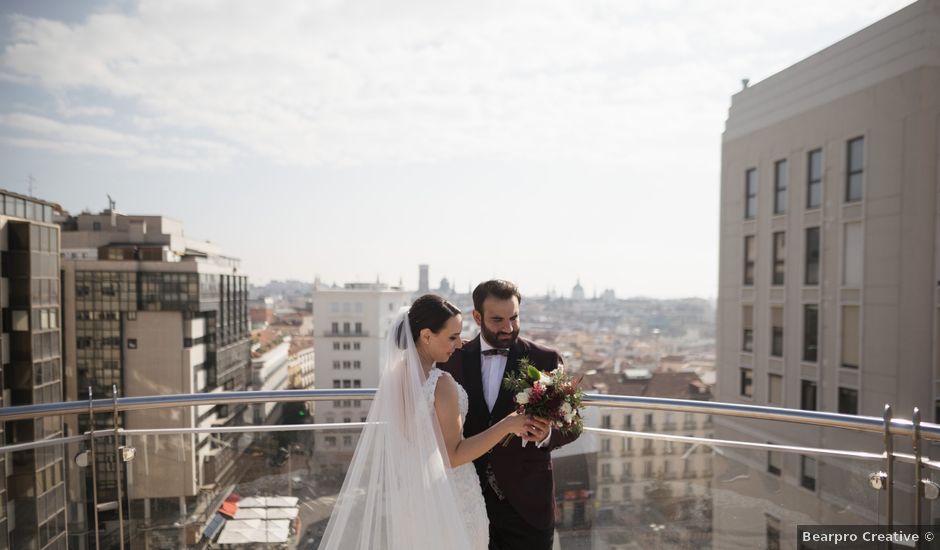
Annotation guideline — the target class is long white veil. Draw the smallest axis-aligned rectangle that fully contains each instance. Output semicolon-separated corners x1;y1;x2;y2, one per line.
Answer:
318;308;472;550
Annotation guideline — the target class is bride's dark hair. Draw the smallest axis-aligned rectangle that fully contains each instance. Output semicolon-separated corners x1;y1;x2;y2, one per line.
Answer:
396;294;461;349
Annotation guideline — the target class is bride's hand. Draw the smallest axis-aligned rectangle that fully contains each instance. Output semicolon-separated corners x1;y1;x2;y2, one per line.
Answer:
501;411;536;437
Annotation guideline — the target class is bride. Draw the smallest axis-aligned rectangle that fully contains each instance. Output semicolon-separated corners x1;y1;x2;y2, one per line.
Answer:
318;294;537;550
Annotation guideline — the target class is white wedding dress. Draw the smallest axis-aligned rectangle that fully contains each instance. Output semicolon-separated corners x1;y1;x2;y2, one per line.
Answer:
423;368;490;550
319;310;486;550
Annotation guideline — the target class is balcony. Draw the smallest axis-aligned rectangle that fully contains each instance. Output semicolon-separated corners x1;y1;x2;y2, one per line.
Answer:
1;389;939;549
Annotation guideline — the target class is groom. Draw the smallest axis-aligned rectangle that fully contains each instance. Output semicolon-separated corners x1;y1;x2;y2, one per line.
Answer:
441;279;579;550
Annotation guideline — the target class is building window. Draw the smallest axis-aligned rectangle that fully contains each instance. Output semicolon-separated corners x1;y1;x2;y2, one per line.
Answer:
807;149;822;209
771;307;784;358
325;436;336;447
772;231;786;286
841;305;860;368
843;222;862;286
801;380;817;411
768;373;783;405
343;322;350;335
331;322;338;334
10;310;29;331
353;361;361;369
333;342;340;351
740;367;753;398
745;168;758;219
805;227;820;286
353;342;361;350
767;514;782;550
355;322;363;335
744;235;756;286
773;159;788;215
767;447;782;476
343;361;351;369
838;387;858;415
332;380;341;389
601;415;611;429
353;380;361;388
803;304;819;363
742;305;754;352
800;456;817;491
846;137;864;202
127;338;138;349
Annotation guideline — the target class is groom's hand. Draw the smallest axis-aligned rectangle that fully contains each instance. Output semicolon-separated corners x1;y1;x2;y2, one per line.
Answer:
522;416;551;443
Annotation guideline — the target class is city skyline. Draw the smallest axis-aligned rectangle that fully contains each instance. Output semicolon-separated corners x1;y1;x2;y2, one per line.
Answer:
0;0;917;299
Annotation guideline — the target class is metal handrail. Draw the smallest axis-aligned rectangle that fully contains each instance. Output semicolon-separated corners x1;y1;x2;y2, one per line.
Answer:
1;389;939;440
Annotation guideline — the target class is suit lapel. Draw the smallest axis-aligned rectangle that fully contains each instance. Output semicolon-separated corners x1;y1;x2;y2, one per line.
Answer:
463;336;490;425
491;339;526;420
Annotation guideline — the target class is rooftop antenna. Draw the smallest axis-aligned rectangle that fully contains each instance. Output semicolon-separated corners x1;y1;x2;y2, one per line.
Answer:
107;194;116;212
741;78;750;90
27;174;35;197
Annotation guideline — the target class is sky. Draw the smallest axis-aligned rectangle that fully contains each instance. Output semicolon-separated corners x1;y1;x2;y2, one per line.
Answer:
0;0;917;298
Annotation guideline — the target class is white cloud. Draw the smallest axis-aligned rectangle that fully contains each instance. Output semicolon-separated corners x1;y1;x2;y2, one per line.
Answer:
0;0;915;170
0;112;236;169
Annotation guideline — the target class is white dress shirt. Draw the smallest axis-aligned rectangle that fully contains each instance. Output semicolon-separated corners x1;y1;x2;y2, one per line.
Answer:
479;335;508;412
478;335;551;447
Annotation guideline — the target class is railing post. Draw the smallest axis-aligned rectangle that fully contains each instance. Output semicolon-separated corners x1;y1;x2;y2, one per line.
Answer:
883;404;894;528
88;387;101;550
913;407;922;529
112;385;126;550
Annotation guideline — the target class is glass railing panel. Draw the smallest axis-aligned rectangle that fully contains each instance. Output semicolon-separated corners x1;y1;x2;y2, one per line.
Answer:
553;409;890;549
711;418;883;549
118;423;363;549
0;426;72;550
6;393;937;549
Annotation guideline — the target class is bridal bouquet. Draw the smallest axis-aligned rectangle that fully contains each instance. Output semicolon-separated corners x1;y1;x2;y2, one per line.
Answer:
501;358;584;446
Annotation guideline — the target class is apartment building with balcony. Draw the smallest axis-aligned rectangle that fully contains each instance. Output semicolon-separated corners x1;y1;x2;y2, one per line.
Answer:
583;368;714;548
716;0;940;546
311;282;410;477
58;207;250;548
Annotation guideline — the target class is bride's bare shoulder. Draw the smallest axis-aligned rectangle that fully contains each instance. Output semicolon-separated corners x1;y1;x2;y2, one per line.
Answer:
432;370;459;406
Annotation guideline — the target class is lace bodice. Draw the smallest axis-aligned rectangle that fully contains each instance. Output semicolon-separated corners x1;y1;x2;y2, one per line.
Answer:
423;368;469;419
422;367;489;549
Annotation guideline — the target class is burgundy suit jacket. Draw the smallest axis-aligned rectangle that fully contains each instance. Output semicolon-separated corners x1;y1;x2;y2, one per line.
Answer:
440;335;579;530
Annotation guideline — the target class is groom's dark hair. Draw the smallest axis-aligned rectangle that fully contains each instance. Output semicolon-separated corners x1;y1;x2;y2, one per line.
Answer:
472;279;522;313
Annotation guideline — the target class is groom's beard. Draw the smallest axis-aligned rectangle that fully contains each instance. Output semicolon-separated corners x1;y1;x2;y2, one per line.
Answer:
480;324;518;349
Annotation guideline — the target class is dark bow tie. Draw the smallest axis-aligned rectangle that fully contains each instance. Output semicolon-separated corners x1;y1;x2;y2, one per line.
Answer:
482;348;509;357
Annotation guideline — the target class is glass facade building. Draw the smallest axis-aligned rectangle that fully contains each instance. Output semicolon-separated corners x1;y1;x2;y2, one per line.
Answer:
0;190;67;550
